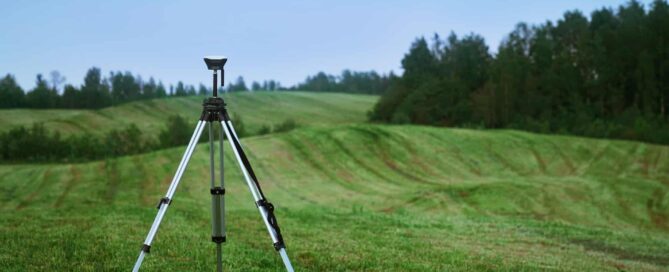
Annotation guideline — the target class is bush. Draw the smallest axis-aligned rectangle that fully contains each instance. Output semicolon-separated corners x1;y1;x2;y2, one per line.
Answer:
0;122;154;163
273;119;298;133
159;115;192;148
257;125;271;136
231;113;247;138
106;124;153;156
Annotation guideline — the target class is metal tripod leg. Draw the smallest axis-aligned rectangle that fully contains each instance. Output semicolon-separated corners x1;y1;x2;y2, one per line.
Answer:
218;121;226;270
220;120;295;272
209;122;226;272
132;121;207;272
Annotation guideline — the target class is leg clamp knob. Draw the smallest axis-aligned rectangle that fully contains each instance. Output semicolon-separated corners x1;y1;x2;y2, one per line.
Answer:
210;187;225;195
141;244;151;253
156;197;171;209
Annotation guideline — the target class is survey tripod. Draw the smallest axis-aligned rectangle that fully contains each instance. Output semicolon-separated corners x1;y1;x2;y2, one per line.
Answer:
132;56;294;272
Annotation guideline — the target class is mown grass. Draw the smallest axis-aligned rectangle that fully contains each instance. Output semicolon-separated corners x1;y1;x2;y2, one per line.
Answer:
0;91;378;137
1;124;668;271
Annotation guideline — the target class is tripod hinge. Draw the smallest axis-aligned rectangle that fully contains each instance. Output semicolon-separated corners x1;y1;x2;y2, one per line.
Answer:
141;244;151;253
156;197;171;209
199;111;229;122
210;187;225;195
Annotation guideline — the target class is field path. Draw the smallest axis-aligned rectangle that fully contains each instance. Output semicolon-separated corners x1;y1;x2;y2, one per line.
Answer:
53;165;81;208
16;167;53;210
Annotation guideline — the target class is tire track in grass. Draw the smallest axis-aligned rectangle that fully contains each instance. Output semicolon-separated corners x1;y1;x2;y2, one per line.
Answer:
423;130;483;177
134;156;157;205
351;126;437;185
16;167;53;210
386;128;442;179
653;147;669;175
639;146;663;178
615;144;642;177
50;118;90;134
54;165;81;208
647;188;669;230
599;176;642;226
578;143;610;175
380;190;427;213
103;159;120;203
280;133;360;193
324;129;413;199
484;141;526;176
0;168;26;209
525;143;547;175
240;144;318;206
325;131;401;186
569;238;669;267
383;184;485;213
379;149;437;185
510;133;547;176
548;141;577;176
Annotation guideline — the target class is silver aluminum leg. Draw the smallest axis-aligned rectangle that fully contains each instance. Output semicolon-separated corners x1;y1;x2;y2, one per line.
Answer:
209;121;225;272
219;119;226;238
217;120;226;272
132;121;207;272
220;120;295;272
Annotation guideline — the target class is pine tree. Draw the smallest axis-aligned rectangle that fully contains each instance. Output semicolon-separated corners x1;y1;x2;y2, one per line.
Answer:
0;74;25;108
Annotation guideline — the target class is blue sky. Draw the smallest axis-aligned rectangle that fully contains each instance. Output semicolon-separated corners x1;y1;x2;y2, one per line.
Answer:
0;0;651;90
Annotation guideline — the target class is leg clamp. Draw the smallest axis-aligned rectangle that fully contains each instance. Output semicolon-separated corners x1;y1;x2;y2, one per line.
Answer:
212;235;226;243
273;241;285;251
141;244;151;253
210;187;225;195
256;199;286;251
156;197;171;209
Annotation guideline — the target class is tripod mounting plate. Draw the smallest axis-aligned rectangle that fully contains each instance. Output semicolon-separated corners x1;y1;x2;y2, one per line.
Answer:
204;56;228;70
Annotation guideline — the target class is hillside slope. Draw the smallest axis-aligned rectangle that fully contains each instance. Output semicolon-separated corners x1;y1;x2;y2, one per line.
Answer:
1;125;668;271
0;91;378;136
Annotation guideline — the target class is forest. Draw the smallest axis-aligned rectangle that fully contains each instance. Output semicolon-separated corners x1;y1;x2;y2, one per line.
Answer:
370;0;669;144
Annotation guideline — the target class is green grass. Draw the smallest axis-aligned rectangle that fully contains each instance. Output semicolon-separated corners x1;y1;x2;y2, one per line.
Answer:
0;91;378;136
1;122;668;271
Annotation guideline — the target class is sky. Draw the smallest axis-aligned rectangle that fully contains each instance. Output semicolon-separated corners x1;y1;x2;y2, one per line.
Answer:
0;0;652;91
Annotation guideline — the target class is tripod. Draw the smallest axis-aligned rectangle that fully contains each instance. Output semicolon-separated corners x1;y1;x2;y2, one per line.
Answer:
132;56;294;272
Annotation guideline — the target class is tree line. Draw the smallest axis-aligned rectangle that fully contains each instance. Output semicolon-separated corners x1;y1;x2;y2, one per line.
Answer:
293;70;395;94
0;69;286;109
370;0;669;144
0;114;300;163
0;67;394;110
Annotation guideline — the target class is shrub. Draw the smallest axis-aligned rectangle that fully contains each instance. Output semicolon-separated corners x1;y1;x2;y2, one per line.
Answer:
273;119;298;133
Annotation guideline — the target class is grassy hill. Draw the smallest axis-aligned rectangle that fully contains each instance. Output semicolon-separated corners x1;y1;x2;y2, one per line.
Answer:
1;123;668;271
0;91;378;136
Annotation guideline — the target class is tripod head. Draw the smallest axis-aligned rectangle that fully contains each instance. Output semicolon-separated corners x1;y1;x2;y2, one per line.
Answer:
204;56;228;97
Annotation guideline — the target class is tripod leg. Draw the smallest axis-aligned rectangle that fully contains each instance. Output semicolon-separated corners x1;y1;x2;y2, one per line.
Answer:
209;122;225;272
218;119;226;270
220;120;295;272
132;121;207;272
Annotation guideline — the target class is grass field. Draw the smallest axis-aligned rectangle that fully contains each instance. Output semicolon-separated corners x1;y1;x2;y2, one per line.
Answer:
0;91;378;136
1;93;668;271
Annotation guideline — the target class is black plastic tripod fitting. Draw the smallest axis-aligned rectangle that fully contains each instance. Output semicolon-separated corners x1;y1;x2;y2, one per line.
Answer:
200;97;229;122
